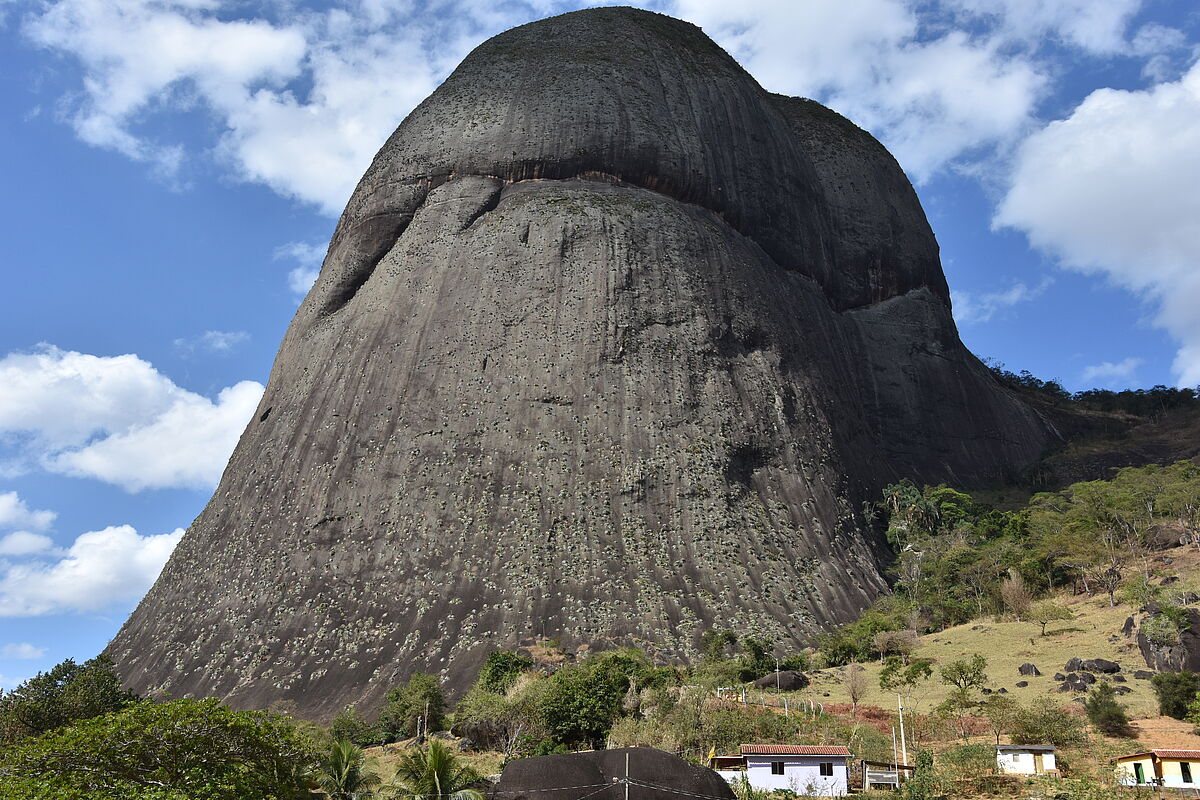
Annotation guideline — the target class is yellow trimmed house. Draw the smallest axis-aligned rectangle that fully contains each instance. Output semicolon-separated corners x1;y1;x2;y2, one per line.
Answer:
1114;749;1200;788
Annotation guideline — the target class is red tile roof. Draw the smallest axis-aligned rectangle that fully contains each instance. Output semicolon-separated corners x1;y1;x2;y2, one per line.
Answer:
1114;750;1200;762
740;744;851;756
1152;750;1200;759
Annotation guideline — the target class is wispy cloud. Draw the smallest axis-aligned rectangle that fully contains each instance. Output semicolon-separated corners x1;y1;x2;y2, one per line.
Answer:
174;330;249;354
1081;357;1142;388
275;240;326;298
0;642;47;659
952;277;1052;325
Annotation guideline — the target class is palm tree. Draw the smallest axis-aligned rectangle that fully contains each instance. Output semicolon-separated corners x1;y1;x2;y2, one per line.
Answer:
389;739;483;800
315;739;383;799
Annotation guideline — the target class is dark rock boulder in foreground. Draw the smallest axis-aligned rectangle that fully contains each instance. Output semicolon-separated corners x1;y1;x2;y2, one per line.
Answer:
496;747;735;800
107;7;1052;717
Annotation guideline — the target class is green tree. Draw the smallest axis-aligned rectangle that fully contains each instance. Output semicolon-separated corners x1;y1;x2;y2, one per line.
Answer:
939;654;988;691
899;750;945;800
1010;698;1086;746
0;655;136;745
389;739;482;800
981;694;1019;745
539;656;634;748
937;686;979;741
700;629;739;662
1150;671;1200;720
1084;683;1131;737
0;698;313;800
475;651;532;695
879;657;933;694
378;674;446;742
314;740;381;800
330;705;380;747
1029;602;1074;636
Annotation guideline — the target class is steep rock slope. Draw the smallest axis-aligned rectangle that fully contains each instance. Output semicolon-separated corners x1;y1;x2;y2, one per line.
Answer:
108;8;1051;718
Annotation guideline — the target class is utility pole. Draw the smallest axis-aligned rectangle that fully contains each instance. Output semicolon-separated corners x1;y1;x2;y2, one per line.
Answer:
897;695;908;767
775;656;780;689
625;751;630;800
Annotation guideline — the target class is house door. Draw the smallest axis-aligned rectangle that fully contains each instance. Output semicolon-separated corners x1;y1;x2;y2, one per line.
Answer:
1033;754;1044;774
1134;763;1146;784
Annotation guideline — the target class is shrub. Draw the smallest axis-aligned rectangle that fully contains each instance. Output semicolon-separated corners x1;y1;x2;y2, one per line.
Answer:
329;704;380;747
476;651;533;695
377;673;446;741
1010;698;1086;746
0;698;313;800
1151;671;1200;720
1084;683;1131;737
939;743;996;779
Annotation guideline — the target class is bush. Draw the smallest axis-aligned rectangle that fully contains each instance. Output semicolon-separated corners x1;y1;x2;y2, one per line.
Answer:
377;673;446;741
476;651;533;695
539;657;631;748
1084;683;1131;737
329;704;379;747
939;743;996;779
1010;699;1086;746
1152;671;1200;720
0;698;313;800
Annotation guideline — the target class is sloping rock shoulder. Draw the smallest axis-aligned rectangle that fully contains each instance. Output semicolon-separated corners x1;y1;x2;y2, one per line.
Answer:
107;7;1053;718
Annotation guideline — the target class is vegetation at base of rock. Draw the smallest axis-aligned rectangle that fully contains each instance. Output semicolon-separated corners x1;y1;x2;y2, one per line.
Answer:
1151;671;1200;719
1084;682;1132;736
476;651;533;695
817;460;1200;668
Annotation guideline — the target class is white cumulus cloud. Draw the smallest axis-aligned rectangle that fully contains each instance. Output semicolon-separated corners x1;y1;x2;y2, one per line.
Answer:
21;0;550;214
996;61;1200;387
22;0;1152;207
0;532;56;557
0;491;56;531
0;642;47;659
670;0;1051;180
0;345;263;492
0;524;183;617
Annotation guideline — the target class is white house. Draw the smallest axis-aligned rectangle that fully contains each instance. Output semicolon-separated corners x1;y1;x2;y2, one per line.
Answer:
996;744;1057;776
738;744;851;796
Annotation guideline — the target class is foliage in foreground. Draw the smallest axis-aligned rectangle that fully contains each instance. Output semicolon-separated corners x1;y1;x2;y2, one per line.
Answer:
0;655;136;746
0;698;313;800
390;739;482;800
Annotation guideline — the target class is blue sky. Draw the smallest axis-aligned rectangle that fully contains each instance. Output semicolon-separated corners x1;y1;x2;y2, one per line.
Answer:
1;0;1198;688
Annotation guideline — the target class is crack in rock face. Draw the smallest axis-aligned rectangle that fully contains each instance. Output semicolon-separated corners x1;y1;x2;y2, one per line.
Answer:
107;7;1054;719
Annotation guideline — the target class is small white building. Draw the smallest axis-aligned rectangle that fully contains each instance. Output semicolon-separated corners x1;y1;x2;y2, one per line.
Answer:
737;744;850;796
996;744;1057;776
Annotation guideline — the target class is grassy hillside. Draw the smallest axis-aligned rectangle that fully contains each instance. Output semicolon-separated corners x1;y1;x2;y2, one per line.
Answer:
797;593;1156;717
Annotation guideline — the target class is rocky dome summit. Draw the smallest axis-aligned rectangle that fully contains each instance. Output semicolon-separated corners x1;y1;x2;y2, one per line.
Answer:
108;7;1053;719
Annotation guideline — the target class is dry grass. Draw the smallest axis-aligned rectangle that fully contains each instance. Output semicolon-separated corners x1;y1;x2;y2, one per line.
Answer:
364;739;505;784
791;594;1158;719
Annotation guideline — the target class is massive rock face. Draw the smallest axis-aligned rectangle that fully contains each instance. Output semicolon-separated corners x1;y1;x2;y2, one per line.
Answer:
108;8;1052;718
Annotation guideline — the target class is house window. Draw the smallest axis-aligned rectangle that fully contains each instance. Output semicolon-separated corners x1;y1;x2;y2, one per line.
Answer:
771;762;785;775
1183;762;1193;783
819;762;834;776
